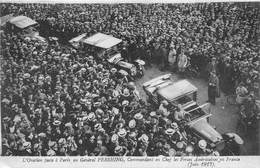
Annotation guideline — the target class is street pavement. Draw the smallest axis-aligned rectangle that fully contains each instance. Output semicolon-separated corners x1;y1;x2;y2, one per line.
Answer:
134;63;259;155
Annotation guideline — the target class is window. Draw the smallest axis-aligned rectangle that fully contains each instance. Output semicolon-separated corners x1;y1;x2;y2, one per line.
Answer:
172;92;195;105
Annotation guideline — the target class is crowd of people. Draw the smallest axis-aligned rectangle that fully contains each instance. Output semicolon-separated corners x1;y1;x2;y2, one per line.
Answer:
1;2;259;156
2;2;259;93
1;33;222;156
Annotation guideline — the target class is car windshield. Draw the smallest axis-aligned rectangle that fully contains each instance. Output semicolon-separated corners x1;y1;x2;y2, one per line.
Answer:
184;103;207;121
171;92;195;105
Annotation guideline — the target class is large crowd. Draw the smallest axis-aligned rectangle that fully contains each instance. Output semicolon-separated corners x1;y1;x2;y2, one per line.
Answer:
1;3;259;156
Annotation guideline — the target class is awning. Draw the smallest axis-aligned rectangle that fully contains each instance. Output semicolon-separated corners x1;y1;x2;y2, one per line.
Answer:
9;16;38;29
82;33;122;49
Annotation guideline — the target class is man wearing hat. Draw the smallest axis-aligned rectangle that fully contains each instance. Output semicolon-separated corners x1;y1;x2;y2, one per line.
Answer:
207;70;220;105
114;145;129;156
159;42;169;71
33;143;42;156
177;49;188;78
21;141;32;156
63;122;75;138
1;99;15;120
168;44;177;72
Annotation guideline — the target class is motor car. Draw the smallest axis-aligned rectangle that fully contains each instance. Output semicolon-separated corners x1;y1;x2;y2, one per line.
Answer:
142;74;244;155
69;33;145;77
7;15;45;41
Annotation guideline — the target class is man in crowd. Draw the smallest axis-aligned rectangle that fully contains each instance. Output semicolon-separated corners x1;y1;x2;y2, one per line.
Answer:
207;70;220;105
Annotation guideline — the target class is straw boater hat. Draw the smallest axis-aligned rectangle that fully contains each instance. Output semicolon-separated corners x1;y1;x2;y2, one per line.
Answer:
112;90;120;98
88;112;96;121
128;119;136;128
48;141;55;148
134;113;143;120
118;129;127;138
53;120;61;126
122;100;129;106
79;98;87;104
33;143;40;151
171;122;178;129
38;132;46;138
129;132;137;138
122;88;130;97
58;138;66;145
112;107;119;115
94;123;102;131
23;141;31;150
140;134;149;143
165;128;176;135
110;68;117;73
102;115;109;123
111;134;119;143
23;73;30;79
82;116;89;122
150;118;158;125
212;151;220;156
114;146;123;153
93;102;101;107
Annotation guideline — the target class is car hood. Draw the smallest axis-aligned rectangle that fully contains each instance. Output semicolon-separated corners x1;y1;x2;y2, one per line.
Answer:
189;119;223;144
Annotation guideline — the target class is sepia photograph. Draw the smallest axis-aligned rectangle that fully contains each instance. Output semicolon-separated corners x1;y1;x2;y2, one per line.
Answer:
0;1;259;167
